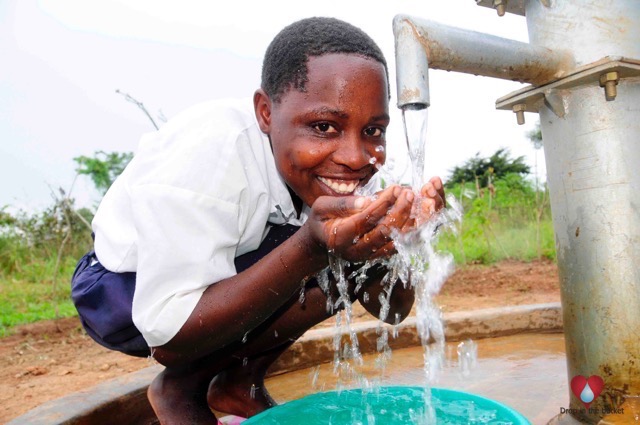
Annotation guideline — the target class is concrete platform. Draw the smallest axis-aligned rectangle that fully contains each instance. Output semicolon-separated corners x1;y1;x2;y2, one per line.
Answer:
8;303;565;425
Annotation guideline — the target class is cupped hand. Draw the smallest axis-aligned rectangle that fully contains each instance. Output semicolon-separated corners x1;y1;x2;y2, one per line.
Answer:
306;185;413;262
407;176;446;229
305;178;446;262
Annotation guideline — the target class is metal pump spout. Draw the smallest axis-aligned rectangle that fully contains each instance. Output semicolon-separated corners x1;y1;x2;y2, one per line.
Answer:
393;15;430;110
394;1;640;424
392;14;573;110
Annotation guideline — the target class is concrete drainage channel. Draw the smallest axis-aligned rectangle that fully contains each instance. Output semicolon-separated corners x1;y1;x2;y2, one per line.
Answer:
8;303;563;425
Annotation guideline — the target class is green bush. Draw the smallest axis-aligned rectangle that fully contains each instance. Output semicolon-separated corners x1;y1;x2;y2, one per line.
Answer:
0;201;93;336
438;174;554;264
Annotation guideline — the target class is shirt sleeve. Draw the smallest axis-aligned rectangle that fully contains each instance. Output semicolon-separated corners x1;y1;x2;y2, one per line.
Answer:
130;183;241;347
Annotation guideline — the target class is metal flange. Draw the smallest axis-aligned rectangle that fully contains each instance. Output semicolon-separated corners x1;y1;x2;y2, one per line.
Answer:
495;56;640;123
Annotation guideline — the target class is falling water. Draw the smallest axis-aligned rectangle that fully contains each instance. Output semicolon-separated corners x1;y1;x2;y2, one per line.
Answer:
402;105;429;188
308;104;468;422
398;104;466;421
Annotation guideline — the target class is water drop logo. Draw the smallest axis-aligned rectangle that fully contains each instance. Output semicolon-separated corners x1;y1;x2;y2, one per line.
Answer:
570;375;604;408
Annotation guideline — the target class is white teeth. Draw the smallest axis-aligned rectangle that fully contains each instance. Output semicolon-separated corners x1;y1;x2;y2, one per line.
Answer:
318;177;359;194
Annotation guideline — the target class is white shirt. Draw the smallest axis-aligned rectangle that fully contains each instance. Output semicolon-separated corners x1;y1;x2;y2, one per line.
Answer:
92;98;306;347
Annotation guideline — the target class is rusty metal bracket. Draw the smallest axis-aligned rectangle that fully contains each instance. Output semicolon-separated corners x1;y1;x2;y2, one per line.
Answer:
495;56;640;117
475;0;526;16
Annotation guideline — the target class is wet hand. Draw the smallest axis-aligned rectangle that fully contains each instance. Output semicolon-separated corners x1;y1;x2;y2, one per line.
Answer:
306;185;410;262
409;176;446;228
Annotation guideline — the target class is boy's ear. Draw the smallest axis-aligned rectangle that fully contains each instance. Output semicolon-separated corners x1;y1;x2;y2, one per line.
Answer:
253;89;272;134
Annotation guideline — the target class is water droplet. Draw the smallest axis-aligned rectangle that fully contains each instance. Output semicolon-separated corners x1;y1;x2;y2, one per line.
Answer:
580;383;595;403
333;227;338;235
352;236;360;244
250;384;257;399
375;145;385;153
274;330;278;338
369;157;377;165
242;332;248;343
242;357;248;366
299;286;306;303
392;313;402;338
457;339;478;377
310;366;320;387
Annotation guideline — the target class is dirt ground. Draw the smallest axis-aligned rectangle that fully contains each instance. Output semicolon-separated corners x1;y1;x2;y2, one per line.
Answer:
0;259;559;423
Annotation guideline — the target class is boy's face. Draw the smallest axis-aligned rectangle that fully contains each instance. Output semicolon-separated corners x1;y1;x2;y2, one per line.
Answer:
255;53;389;207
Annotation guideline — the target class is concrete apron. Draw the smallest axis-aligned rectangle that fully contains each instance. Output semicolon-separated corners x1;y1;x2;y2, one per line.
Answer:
8;303;563;425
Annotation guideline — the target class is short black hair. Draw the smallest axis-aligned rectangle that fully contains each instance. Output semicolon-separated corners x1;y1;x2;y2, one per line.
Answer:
261;17;388;103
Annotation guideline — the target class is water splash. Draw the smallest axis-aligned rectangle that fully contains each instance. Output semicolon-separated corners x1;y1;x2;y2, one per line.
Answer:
457;339;478;378
310;366;321;388
309;103;465;423
315;190;462;421
328;254;369;392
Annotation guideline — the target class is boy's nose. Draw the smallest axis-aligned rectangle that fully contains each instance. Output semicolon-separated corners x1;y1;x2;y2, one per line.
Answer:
332;133;372;170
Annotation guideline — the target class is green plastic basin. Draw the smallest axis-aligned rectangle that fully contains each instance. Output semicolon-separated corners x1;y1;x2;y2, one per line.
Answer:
243;386;530;424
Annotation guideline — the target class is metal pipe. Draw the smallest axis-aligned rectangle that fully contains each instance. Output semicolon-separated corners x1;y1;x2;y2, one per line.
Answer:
392;15;430;109
522;1;640;423
394;1;640;423
392;14;574;108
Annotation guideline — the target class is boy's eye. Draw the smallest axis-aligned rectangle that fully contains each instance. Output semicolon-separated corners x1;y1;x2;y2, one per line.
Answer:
312;123;338;133
364;127;385;137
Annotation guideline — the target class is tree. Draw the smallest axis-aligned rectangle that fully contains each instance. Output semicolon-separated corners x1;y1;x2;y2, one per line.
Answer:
447;148;530;187
527;122;543;150
74;151;134;195
74;91;161;196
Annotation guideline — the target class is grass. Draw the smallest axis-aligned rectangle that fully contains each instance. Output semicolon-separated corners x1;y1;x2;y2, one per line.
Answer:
0;203;92;337
436;176;555;265
0;257;80;337
0;176;555;336
437;219;555;265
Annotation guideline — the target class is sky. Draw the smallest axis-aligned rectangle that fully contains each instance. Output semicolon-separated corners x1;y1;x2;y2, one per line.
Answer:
1;0;544;212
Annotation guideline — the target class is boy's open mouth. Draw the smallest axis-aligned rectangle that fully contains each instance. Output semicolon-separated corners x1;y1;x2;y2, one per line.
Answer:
318;176;360;195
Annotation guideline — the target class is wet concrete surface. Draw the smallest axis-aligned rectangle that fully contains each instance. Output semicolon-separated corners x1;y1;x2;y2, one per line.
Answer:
265;332;568;425
8;305;567;425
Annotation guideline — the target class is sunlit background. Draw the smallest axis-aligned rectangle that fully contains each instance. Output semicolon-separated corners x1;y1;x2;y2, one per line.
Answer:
1;0;544;211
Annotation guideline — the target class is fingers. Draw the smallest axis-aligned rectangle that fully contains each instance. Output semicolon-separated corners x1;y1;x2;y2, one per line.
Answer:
370;240;396;259
420;177;446;211
373;187;414;234
355;187;414;257
311;194;372;219
310;186;402;255
309;180;447;262
348;185;402;236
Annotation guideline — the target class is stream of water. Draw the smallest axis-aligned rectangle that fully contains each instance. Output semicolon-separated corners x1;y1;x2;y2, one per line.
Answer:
315;106;470;423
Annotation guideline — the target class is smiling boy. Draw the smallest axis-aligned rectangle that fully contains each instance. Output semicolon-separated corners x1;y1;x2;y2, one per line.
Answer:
71;17;444;424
